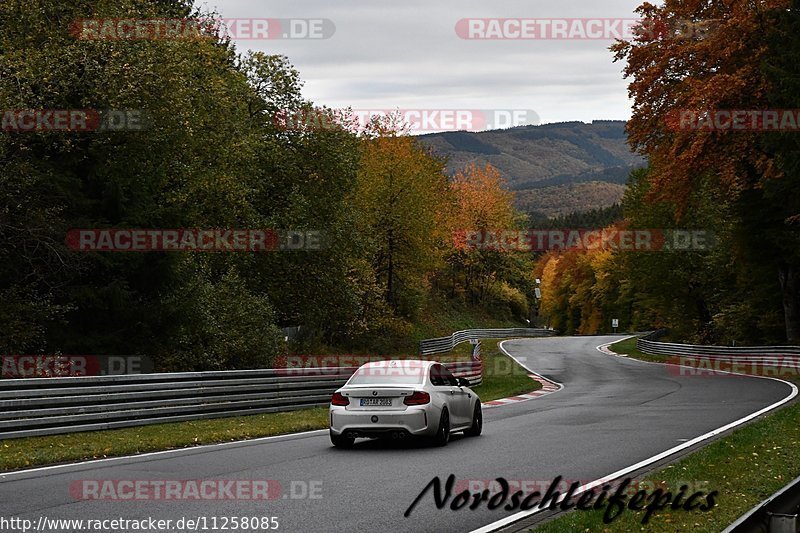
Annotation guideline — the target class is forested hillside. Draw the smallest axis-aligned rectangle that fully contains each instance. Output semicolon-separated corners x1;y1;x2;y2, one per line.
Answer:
420;121;645;216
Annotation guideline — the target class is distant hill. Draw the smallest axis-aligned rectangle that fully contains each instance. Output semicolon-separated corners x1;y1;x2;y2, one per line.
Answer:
418;121;645;217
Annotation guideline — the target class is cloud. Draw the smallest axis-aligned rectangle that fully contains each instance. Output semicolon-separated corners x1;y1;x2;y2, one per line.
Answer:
205;0;642;125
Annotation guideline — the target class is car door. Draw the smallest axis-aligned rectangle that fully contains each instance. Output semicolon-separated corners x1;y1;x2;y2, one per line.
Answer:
429;364;457;423
441;366;471;426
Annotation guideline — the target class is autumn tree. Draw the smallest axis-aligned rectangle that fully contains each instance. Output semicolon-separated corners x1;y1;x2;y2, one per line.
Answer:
352;118;451;319
447;163;521;304
612;0;800;342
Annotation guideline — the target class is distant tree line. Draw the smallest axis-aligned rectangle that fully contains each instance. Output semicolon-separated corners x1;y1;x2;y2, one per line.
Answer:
529;204;624;230
513;166;641;191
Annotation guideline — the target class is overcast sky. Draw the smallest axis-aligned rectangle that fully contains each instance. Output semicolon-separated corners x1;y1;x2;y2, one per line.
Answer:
204;1;644;127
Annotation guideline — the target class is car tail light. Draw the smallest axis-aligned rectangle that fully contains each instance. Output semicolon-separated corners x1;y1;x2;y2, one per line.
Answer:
404;391;430;406
331;392;349;406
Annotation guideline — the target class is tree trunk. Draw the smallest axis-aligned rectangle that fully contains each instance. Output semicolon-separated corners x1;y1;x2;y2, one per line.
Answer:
778;263;800;343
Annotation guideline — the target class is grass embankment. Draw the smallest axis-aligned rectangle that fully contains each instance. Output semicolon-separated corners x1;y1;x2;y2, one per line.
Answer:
472;339;543;400
535;336;800;532
314;296;527;355
606;335;668;363
410;298;527;343
0;338;539;472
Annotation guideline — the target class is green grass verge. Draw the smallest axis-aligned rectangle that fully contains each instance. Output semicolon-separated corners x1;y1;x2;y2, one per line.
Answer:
410;298;527;344
0;408;330;472
533;336;800;532
472;339;542;401
607;335;669;363
0;338;539;472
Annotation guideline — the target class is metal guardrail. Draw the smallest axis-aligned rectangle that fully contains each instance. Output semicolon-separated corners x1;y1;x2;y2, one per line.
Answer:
0;327;553;440
724;475;800;532
638;330;800;532
419;327;555;356
637;330;800;358
0;361;481;440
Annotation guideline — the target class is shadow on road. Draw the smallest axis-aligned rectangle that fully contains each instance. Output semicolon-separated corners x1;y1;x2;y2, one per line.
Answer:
328;434;471;451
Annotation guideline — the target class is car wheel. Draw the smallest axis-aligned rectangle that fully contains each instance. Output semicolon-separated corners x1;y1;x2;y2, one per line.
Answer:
330;431;355;448
432;408;450;447
464;403;482;437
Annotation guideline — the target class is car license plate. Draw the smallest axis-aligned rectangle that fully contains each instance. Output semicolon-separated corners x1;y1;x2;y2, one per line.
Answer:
360;398;392;407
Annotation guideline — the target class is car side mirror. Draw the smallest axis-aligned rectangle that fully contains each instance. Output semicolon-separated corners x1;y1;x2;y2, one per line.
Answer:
457;377;470;387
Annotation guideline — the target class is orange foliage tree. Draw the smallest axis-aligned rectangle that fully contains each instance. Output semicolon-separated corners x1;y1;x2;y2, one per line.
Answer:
446;163;524;305
613;0;800;341
612;0;790;202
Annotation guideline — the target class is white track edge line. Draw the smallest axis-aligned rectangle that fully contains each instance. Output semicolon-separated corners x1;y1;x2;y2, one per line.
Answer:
0;429;328;480
498;339;564;393
477;340;565;411
469;336;798;533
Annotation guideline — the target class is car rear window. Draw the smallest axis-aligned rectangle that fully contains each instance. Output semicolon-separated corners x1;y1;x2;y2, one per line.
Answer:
347;363;426;385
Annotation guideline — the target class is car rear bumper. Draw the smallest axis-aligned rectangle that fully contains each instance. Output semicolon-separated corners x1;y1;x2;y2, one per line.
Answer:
329;407;435;438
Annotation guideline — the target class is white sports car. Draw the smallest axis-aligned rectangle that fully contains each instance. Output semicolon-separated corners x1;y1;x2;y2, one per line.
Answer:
328;359;482;448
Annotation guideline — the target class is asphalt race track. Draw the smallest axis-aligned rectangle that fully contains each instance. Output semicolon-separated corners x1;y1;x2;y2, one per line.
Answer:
1;336;795;533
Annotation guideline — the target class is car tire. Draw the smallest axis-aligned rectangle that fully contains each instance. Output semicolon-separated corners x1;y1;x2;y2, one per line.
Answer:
463;403;482;437
432;408;450;447
330;431;355;448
